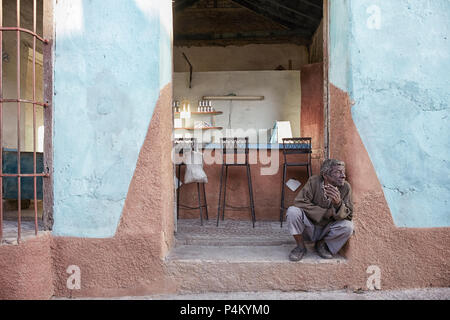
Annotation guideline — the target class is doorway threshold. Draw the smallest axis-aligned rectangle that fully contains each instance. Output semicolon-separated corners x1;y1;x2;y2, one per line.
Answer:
171;219;346;264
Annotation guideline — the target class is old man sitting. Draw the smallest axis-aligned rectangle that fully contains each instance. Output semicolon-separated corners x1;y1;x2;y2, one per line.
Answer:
287;159;354;261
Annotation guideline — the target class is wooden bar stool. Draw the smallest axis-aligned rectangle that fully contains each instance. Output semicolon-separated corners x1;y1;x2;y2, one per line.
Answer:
280;137;312;227
174;138;208;225
216;137;256;228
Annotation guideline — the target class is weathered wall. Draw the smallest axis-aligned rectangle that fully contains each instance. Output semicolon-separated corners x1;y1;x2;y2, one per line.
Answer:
330;0;450;228
0;233;53;300
327;0;450;290
1;0;175;299
348;0;450;228
52;85;177;297
301;63;324;174
52;0;172;237
48;0;176;297
309;20;323;64
174;44;309;72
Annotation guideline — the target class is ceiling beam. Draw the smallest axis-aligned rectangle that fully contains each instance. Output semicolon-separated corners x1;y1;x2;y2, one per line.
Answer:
231;0;295;29
174;29;312;46
297;0;323;11
257;0;321;23
231;0;317;32
173;0;202;13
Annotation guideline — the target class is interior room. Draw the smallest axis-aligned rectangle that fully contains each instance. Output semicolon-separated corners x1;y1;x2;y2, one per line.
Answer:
172;0;326;223
173;0;324;146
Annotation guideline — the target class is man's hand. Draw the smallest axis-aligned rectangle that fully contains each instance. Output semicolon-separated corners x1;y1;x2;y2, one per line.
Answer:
324;184;342;208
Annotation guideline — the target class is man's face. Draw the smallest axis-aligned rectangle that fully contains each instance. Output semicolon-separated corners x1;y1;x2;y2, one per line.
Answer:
325;165;346;187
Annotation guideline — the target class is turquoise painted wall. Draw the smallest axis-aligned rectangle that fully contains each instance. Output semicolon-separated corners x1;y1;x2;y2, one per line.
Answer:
330;0;450;228
329;0;351;93
52;0;172;237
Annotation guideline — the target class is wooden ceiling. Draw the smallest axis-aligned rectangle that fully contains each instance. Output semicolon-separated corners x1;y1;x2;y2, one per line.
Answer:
173;0;323;46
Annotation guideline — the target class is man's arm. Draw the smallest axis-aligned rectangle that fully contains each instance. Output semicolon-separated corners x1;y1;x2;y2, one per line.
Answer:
332;184;353;221
293;178;329;224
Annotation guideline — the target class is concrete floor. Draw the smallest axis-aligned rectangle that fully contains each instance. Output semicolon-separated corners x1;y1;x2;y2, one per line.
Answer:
1;209;45;244
175;218;297;246
172;219;345;263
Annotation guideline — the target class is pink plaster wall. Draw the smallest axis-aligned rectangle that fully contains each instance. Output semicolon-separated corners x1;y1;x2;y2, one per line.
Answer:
301;63;324;151
0;233;54;300
301;62;325;174
328;83;450;289
50;84;176;298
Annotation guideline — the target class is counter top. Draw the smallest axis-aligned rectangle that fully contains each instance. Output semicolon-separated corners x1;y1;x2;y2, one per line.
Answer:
199;143;310;150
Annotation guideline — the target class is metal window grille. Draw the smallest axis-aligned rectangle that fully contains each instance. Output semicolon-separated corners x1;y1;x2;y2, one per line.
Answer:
0;0;49;243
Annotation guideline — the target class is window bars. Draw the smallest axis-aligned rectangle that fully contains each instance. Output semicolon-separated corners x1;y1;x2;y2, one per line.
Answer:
0;0;49;243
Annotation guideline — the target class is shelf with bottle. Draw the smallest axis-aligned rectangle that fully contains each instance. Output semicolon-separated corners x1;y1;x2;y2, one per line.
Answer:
172;99;220;114
172;99;223;117
173;99;223;131
174;127;223;130
174;111;223;115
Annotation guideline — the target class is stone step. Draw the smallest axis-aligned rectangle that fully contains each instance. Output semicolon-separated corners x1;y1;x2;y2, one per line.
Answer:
168;220;348;293
175;237;296;246
168;243;345;264
165;244;347;293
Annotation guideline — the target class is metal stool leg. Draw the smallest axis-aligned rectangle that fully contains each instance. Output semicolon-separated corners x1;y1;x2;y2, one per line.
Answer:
177;164;181;220
246;164;256;228
202;183;208;220
217;163;225;226
222;165;228;221
197;183;203;226
280;163;287;227
308;153;312;177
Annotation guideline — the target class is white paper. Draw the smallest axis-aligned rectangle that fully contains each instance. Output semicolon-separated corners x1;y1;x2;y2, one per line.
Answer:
270;121;293;144
277;121;293;143
286;179;301;192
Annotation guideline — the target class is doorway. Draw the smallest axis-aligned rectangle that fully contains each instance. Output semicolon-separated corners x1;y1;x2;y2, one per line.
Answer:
171;0;328;234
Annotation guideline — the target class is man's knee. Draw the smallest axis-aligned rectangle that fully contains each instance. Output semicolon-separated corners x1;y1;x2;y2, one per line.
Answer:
286;206;303;222
333;220;354;237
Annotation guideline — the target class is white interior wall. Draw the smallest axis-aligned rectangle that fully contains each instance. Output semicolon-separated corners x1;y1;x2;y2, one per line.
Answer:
173;71;301;143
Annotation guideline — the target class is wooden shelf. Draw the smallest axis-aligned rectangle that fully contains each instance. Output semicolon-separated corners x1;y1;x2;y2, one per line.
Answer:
174;111;223;115
174;127;223;130
202;96;264;101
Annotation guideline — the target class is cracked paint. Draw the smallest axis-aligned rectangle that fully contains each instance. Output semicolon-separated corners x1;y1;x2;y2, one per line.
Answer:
330;0;450;228
52;0;173;237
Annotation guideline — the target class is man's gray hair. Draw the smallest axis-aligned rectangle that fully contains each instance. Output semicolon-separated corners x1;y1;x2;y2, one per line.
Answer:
320;159;345;178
